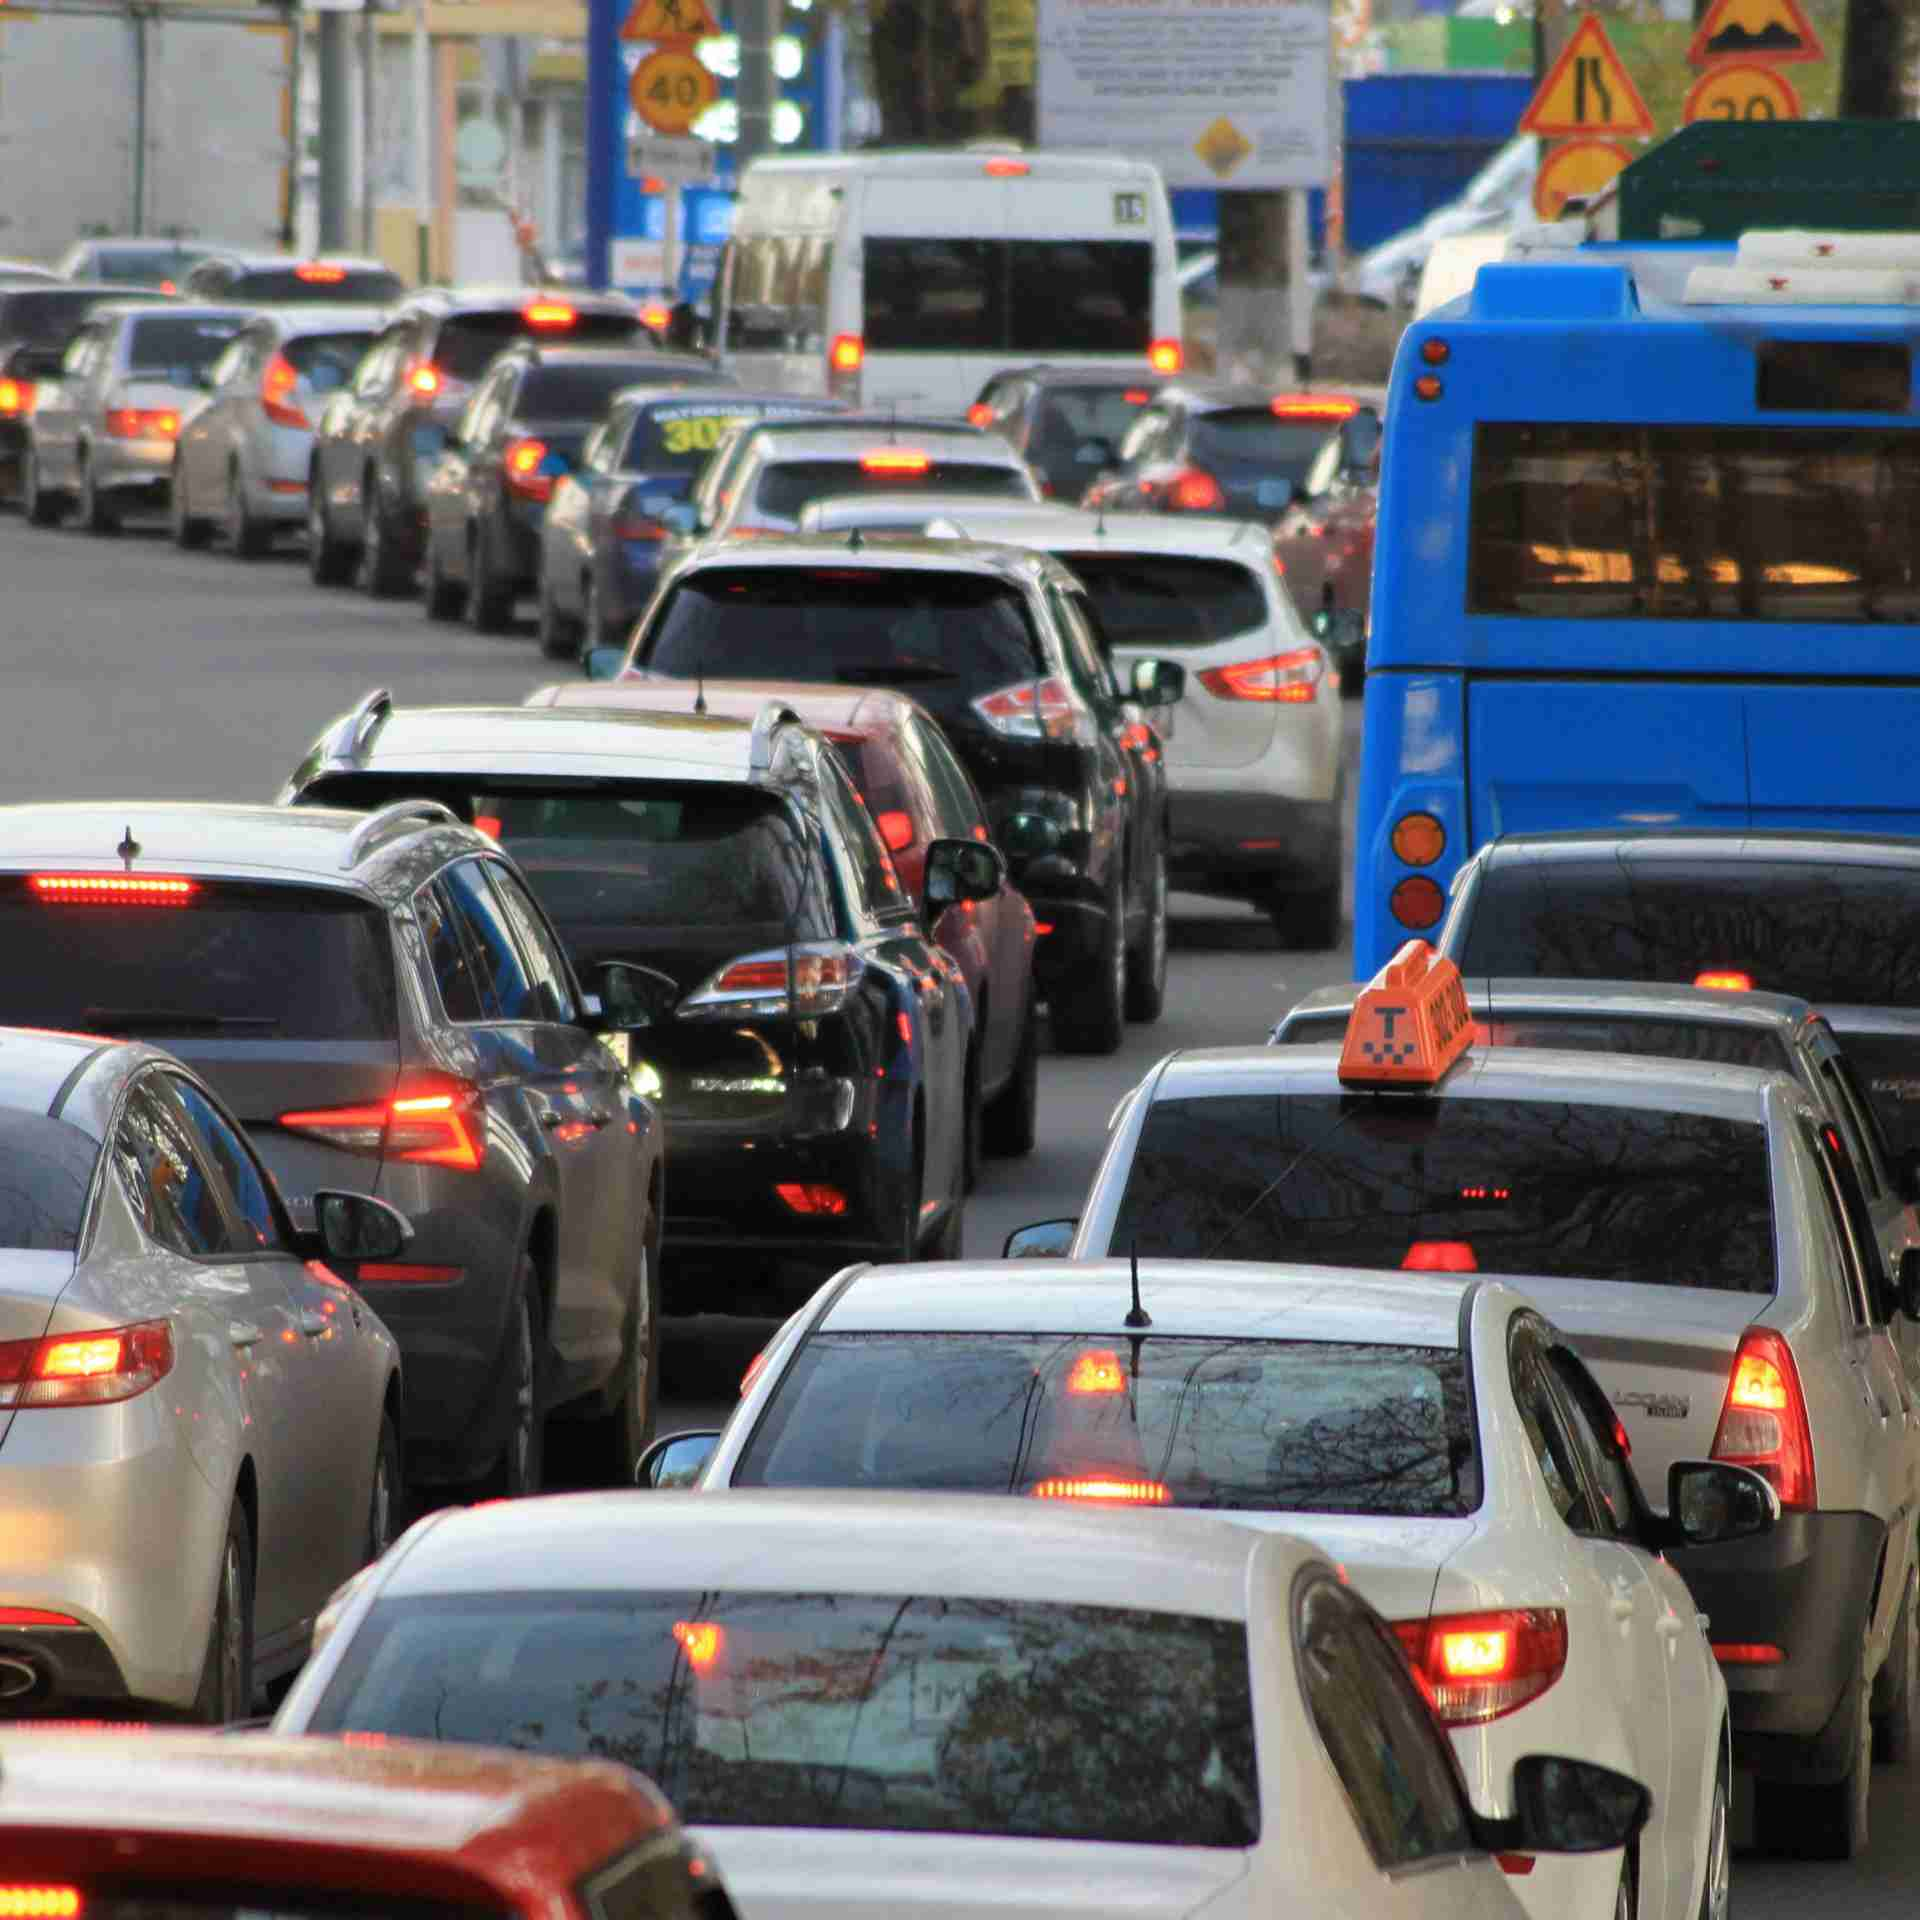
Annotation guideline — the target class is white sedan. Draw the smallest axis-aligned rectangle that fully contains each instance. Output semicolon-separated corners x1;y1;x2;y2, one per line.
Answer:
277;1488;1651;1920
643;1260;1761;1920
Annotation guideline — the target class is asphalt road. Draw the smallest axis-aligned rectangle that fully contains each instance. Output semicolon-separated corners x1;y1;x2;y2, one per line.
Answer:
1;508;1911;1906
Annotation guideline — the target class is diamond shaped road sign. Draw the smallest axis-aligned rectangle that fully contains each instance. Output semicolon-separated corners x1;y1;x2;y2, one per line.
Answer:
1194;118;1253;180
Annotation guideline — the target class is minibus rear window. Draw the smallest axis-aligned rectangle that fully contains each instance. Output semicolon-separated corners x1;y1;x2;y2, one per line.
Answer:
864;239;1151;355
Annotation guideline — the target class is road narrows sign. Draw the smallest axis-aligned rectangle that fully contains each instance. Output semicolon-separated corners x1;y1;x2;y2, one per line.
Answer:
1518;15;1656;140
1686;0;1824;66
1682;62;1803;122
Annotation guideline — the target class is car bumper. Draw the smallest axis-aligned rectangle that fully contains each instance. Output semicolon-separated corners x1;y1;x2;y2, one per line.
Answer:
94;438;176;495
246;420;316;523
1673;1509;1884;1781
1165;786;1343;890
1014;858;1110;992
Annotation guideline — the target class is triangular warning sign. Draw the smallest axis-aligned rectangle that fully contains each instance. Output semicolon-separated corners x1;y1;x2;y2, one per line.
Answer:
1687;0;1824;65
620;0;720;42
1519;16;1655;139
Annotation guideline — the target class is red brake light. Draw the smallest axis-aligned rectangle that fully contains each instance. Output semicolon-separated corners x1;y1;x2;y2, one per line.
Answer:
104;408;178;441
0;1321;173;1409
1066;1349;1127;1395
638;301;672;333
1391;1609;1567;1724
967;401;994;428
973;675;1079;742
716;958;789;993
1712;1328;1815;1508
1390;875;1446;930
0;1892;82;1919
524;301;577;328
1169;468;1223;511
1148;339;1183;374
1712;1642;1786;1666
672;1620;724;1669
1198;645;1323;704
1402;1240;1478;1272
295;263;347;284
0;1608;81;1627
1695;969;1753;992
1124;388;1151;405
473;814;502;839
983;156;1030;176
1271;395;1359;421
504;437;555;502
861;448;930;473
31;873;195;905
830;333;864;373
874;808;915;853
278;1077;485;1172
1030;1476;1170;1504
775;1182;849;1216
0;377;34;416
408;362;442;398
261;351;309;430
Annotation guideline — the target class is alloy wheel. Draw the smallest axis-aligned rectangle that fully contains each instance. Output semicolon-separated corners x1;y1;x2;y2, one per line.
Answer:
215;1533;246;1719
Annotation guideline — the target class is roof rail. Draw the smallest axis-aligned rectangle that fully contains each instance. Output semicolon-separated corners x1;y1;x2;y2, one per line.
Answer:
321;687;393;767
749;701;802;771
340;798;459;869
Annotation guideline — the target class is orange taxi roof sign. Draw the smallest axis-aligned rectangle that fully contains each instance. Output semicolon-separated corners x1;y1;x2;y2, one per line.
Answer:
1338;940;1474;1090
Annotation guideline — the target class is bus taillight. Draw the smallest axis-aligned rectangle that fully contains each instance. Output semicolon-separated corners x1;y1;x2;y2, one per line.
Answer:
1390;876;1445;930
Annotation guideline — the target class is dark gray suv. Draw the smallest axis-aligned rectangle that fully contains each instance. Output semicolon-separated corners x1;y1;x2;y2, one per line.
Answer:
0;796;667;1495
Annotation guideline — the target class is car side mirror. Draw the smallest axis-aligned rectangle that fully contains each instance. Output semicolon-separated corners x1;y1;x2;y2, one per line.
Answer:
1478;1757;1652;1857
311;1190;413;1264
636;1428;722;1489
1004;1217;1076;1259
583;645;628;681
1666;1459;1780;1548
924;836;1004;917
1129;658;1185;709
589;959;680;1032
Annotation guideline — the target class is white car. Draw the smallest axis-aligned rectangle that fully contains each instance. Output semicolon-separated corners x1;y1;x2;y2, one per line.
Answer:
922;503;1345;947
644;1258;1752;1920
275;1489;1653;1920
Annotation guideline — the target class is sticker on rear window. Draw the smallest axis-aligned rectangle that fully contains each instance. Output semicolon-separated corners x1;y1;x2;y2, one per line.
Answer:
655;410;759;455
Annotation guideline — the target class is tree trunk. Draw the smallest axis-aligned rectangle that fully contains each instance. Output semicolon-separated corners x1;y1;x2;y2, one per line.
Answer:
1840;0;1904;117
1215;190;1292;385
866;0;988;143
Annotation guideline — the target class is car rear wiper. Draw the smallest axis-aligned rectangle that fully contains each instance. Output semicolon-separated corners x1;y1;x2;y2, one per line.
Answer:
79;1008;281;1035
833;663;957;684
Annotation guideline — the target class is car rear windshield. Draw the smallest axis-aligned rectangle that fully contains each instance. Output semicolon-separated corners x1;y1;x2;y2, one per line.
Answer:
864;239;1153;355
754;459;1030;524
0;879;397;1041
306;1587;1259;1847
94;245;207;286
645;568;1041;697
126;313;243;378
1030;384;1158;469
1109;1093;1776;1293
4;291;114;345
229;267;407;304
437;309;646;381
625;399;796;472
1060;553;1267;648
736;1331;1480;1518
1191;411;1338;478
519;361;665;419
0;1111;99;1251
284;329;376;393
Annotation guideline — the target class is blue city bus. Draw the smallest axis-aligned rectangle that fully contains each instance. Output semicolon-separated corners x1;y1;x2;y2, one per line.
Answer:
1355;233;1920;976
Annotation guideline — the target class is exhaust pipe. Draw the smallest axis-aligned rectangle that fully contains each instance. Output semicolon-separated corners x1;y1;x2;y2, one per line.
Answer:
0;1655;45;1703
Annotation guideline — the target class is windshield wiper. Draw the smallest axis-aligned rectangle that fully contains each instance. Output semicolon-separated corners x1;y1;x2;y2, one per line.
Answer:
79;1008;281;1035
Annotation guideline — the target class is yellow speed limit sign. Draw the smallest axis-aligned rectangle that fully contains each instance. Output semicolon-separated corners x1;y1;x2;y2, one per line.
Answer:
1532;138;1632;221
630;47;717;136
1682;62;1802;123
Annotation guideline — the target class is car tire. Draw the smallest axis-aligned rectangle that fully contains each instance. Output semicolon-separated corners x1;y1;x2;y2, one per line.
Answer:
537;579;583;661
307;478;355;586
1761;1627;1872;1859
77;449;118;535
1698;1742;1730;1920
227;462;272;560
1874;1563;1919;1763
359;476;414;596
190;1499;254;1724
365;1409;405;1562
981;994;1039;1158
423;537;466;622
467;526;513;634
483;1258;547;1498
1124;844;1168;1024
1051;873;1125;1056
589;1236;660;1486
170;456;212;549
22;445;64;527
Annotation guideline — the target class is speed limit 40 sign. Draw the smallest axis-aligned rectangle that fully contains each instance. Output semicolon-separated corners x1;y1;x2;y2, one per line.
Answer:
630;46;717;135
1682;63;1802;124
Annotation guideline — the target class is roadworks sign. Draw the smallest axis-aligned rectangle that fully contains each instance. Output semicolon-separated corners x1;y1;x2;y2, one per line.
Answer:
1518;16;1655;140
1686;0;1824;66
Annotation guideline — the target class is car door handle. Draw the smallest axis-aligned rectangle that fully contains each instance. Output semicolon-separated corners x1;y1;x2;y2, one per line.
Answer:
1655;1615;1686;1640
229;1320;263;1349
1610;1580;1638;1621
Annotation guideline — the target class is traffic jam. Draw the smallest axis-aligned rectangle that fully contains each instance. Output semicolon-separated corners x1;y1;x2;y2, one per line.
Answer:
1;125;1917;1920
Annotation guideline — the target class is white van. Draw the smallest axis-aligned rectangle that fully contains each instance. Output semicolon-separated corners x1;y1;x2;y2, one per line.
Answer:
716;148;1181;418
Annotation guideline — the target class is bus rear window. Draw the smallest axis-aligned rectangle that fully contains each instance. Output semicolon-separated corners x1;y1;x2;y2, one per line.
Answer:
864;239;1151;355
1469;423;1920;622
1757;340;1911;414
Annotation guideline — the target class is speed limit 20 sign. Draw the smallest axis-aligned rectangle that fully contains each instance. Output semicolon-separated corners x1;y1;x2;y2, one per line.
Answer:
630;46;717;135
1682;63;1803;124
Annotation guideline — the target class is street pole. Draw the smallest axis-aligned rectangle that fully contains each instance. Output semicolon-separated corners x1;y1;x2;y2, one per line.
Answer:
360;1;376;256
413;0;432;282
318;9;353;251
736;0;776;169
585;0;618;288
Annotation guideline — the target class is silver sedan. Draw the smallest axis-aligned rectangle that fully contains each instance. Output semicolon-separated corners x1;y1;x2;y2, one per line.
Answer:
0;1027;407;1722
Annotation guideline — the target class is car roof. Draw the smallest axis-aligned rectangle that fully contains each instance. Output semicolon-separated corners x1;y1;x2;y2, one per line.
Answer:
739;412;986;443
260;304;392;334
400;285;643;320
743;149;1160;184
0;1026;120;1115
1146;1041;1793;1123
198;250;391;272
105;302;251;324
1480;829;1920;872
502;342;690;368
821;1257;1480;1348
1156;380;1385;415
804;490;1049;527
380;1489;1304;1620
752;427;1023;463
997;363;1174;388
541;678;924;738
0;1730;672;1886
928;503;1274;557
673;533;1068;590
1287;977;1818;1036
617;385;821;411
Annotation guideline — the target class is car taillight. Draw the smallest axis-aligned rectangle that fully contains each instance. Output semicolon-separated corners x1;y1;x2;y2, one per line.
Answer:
1148;339;1183;374
295;262;347;284
105;408;178;440
1391;812;1446;866
1168;467;1223;511
0;377;34;416
1695;969;1753;992
972;675;1083;742
612;510;669;540
1031;1477;1171;1505
830;333;864;373
1198;645;1324;703
525;301;577;328
967;401;994;427
1391;1609;1568;1725
30;872;195;904
681;943;860;1020
1390;875;1445;930
504;437;556;502
1711;1327;1815;1509
0;1321;173;1410
861;448;929;473
0;1891;82;1919
408;361;442;399
775;1182;849;1216
638;300;672;333
278;1076;486;1172
874;808;915;852
260;351;309;430
1403;1240;1477;1272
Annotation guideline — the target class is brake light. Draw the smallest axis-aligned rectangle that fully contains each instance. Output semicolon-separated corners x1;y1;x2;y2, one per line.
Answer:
638;300;672;333
1066;1349;1126;1394
30;873;195;905
105;408;178;440
1390;875;1446;930
408;362;443;399
261;351;309;430
983;156;1030;176
1031;1477;1170;1504
1148;339;1183;374
0;1320;173;1409
0;1608;80;1626
861;448;929;473
1198;645;1323;703
672;1620;724;1669
1711;1328;1815;1509
1271;396;1359;420
973;675;1081;742
683;944;859;1019
1391;1609;1567;1724
1168;468;1223;512
1402;1240;1478;1273
1713;1642;1786;1665
295;263;347;284
0;1892;81;1919
967;402;994;428
716;959;788;993
0;378;34;416
775;1183;849;1216
504;437;555;503
1391;812;1446;866
830;333;864;372
277;1077;486;1172
473;814;502;839
524;301;577;328
874;809;915;853
1124;389;1151;405
1695;969;1753;992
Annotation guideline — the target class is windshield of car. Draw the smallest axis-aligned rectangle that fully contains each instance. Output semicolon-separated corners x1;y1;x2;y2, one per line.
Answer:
1191;412;1337;480
305;1588;1259;1847
519;361;669;419
0;1111;99;1251
645;568;1041;698
1108;1093;1776;1293
0;879;397;1040
229;267;406;304
126;313;243;377
735;1332;1480;1518
1060;554;1267;649
437;310;647;381
282;330;376;393
753;459;1030;524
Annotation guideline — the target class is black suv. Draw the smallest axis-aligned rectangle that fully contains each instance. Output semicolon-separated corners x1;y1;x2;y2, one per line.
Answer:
0;793;668;1494
590;537;1181;1055
967;363;1173;500
281;697;984;1297
307;288;661;597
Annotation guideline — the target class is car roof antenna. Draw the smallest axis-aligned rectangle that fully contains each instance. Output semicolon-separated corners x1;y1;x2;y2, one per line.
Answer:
1124;1241;1152;1329
694;671;707;716
1095;499;1108;538
849;526;864;551
117;825;141;869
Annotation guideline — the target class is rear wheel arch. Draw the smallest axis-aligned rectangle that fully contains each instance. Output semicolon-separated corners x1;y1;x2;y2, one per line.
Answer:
232;1456;259;1590
524;1206;559;1343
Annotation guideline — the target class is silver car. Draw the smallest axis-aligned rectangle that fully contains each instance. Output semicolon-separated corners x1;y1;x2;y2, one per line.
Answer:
0;1026;407;1723
171;306;387;557
22;302;248;533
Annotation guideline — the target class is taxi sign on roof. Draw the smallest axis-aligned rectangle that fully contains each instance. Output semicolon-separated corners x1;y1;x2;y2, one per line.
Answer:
1338;941;1474;1091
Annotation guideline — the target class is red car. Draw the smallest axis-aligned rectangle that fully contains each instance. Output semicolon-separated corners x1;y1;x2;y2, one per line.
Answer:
542;678;1040;1172
0;1728;731;1920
